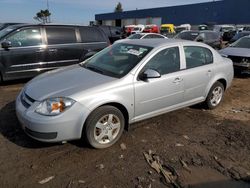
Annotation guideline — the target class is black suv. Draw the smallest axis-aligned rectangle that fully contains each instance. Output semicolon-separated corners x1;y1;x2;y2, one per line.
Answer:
175;30;222;49
0;24;109;82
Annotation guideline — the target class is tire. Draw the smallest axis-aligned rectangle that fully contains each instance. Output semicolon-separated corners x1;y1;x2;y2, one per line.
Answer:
84;105;125;149
205;81;224;110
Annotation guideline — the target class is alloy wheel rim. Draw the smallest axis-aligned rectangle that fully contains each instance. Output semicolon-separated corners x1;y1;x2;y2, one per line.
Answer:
94;114;121;144
210;86;223;106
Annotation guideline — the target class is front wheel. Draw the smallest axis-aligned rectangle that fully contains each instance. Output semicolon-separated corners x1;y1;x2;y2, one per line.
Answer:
205;82;224;109
84;106;125;149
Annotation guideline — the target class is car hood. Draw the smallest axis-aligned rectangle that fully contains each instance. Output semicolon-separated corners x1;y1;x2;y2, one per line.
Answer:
219;47;250;57
24;65;116;101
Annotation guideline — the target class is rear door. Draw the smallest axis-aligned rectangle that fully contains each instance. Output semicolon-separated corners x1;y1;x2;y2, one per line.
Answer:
0;26;45;79
181;46;214;102
44;26;83;69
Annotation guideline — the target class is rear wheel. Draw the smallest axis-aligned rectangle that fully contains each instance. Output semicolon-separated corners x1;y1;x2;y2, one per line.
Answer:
205;81;224;109
84;106;125;149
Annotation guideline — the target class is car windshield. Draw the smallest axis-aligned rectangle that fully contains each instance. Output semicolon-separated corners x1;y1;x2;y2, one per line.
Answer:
0;25;17;39
175;31;199;40
128;34;144;39
231;37;250;48
161;27;169;32
80;43;153;78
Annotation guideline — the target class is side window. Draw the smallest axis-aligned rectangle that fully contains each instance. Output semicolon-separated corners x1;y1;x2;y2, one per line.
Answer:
46;27;77;45
184;46;213;69
144;47;180;75
6;28;42;47
80;27;106;42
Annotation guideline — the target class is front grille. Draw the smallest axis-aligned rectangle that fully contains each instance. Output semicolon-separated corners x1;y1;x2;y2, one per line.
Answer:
21;92;35;108
228;56;250;63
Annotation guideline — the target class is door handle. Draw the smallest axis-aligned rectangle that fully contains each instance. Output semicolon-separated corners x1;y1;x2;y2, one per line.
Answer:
36;49;45;53
49;49;57;53
173;77;183;83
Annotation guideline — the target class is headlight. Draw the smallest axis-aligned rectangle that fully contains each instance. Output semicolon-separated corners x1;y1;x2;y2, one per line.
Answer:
35;97;75;116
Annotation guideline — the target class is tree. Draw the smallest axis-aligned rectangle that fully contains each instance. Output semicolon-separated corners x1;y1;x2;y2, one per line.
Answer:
34;9;51;23
114;2;123;12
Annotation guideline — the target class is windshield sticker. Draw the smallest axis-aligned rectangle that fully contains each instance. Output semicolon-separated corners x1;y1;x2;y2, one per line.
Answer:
127;49;143;56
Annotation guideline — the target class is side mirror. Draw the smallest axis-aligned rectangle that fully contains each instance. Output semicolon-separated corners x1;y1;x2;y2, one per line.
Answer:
139;69;161;81
1;41;12;49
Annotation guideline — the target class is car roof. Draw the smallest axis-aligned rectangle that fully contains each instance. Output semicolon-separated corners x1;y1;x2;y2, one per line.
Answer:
6;23;92;29
116;38;204;48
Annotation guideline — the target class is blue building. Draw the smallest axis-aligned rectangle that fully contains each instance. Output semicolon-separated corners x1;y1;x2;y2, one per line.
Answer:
95;0;250;27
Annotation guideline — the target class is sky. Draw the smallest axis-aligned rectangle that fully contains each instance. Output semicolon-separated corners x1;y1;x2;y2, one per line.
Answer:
0;0;214;25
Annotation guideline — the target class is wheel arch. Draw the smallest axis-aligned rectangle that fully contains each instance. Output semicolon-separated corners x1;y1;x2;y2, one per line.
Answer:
217;78;227;91
205;75;228;98
82;101;130;134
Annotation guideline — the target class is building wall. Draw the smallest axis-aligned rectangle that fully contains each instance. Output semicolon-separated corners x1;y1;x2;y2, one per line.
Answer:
95;0;250;26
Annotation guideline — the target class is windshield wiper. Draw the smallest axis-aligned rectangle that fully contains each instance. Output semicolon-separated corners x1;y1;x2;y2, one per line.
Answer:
84;65;104;74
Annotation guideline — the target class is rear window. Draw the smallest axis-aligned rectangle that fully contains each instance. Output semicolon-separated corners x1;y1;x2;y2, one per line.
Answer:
46;27;77;45
184;46;213;69
80;27;106;43
176;32;199;41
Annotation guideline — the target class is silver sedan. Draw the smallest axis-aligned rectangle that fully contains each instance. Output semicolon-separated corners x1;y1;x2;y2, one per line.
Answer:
16;39;234;149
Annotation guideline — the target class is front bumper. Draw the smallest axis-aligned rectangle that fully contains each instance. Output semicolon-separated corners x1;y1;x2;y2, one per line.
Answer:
233;62;250;74
15;93;90;142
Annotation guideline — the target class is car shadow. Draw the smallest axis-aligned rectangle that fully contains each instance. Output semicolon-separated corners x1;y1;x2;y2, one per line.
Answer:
0;101;60;149
0;78;31;86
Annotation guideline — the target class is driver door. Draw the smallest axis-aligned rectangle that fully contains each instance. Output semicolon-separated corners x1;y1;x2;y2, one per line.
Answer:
133;46;184;121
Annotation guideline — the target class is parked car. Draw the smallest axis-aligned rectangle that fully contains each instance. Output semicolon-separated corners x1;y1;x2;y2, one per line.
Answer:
175;30;222;49
16;39;233;149
160;24;175;37
127;33;167;39
0;24;109;82
124;25;136;36
143;25;159;33
230;31;250;43
0;22;24;31
243;26;250;31
131;25;145;34
219;36;250;74
213;25;236;41
175;24;191;34
95;25;122;43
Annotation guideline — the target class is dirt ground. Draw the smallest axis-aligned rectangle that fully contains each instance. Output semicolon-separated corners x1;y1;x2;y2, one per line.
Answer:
0;77;250;188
